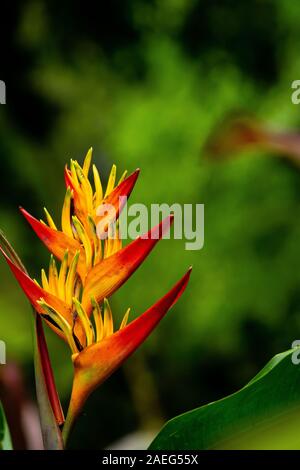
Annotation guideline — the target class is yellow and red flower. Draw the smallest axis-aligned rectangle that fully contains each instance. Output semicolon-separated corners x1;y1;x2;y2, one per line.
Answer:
0;149;191;441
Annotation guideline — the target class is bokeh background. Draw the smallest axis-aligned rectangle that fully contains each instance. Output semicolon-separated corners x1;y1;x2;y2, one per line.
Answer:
1;0;300;449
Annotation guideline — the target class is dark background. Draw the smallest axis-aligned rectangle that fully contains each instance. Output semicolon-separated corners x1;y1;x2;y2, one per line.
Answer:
1;0;300;449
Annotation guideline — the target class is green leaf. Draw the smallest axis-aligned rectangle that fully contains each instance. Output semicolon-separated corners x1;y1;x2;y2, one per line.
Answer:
0;402;12;450
149;349;300;450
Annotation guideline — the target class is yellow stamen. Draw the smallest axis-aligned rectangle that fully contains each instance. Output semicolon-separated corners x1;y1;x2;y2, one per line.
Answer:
88;215;102;265
38;299;78;354
73;298;94;346
65;251;80;306
114;237;122;254
104;164;116;198
112;226;122;255
93;164;103;209
103;298;114;338
91;297;104;342
103;238;110;259
44;208;57;230
104;223;113;258
61;188;74;238
104;224;121;258
120;308;130;330
58;251;69;301
74;161;94;215
70;159;80;190
41;269;49;291
118;170;127;185
48;255;58;295
83;147;93;176
74;279;82;301
72;216;92;269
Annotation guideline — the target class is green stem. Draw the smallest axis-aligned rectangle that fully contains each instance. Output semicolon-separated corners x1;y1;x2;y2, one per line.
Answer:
62;397;80;446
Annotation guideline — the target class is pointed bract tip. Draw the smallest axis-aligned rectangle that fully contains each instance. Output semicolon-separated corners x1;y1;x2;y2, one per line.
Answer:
176;266;192;287
163;212;174;228
184;266;192;282
125;168;140;181
129;168;140;181
19;206;32;220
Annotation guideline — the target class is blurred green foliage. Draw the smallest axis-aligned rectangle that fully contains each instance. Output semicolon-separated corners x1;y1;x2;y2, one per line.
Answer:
2;0;300;449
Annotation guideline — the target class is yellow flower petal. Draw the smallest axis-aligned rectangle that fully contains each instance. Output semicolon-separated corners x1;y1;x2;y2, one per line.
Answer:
103;298;114;338
61;188;74;238
44;207;57;230
120;308;130;330
83;147;93;176
104;164;116;198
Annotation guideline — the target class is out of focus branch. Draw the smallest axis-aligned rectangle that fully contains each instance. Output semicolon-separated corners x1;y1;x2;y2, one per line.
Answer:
204;114;300;165
0;361;43;449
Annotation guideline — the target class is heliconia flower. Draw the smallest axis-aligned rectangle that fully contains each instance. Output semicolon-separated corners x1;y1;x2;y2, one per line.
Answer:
0;149;192;442
20;148;140;281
